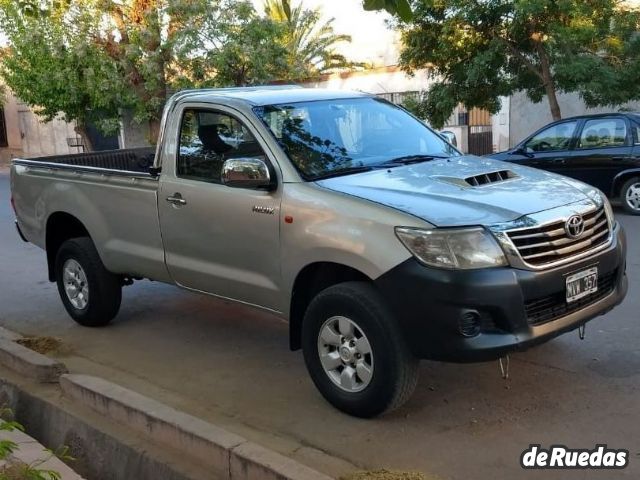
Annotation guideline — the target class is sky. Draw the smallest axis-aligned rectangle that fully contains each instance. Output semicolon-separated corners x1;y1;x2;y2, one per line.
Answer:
253;0;400;66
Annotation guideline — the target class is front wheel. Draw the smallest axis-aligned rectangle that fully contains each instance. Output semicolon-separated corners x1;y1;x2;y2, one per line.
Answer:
621;177;640;215
302;282;419;417
55;237;122;327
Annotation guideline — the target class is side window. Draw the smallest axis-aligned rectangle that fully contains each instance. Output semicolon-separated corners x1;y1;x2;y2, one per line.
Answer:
578;118;628;149
635;122;640;145
525;121;578;152
177;109;266;183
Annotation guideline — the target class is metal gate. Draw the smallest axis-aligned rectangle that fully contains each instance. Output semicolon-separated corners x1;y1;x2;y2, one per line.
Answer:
468;125;493;156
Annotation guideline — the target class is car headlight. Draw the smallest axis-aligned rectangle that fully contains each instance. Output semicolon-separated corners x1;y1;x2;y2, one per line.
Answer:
586;188;615;228
602;194;615;228
395;227;508;269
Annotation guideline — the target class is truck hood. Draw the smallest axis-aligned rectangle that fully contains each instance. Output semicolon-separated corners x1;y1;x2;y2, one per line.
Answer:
316;156;596;227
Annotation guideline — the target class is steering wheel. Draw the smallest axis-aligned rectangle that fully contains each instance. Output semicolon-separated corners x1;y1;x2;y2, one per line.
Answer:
535;141;552;152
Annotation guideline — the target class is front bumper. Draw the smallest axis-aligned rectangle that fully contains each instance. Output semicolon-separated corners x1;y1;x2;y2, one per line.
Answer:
375;222;628;362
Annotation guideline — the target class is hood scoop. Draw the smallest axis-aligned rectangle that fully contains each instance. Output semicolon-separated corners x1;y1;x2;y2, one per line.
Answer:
433;169;519;188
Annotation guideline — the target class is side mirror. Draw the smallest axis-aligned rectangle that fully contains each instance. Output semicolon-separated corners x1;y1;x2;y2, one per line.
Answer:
439;130;457;147
221;157;274;190
512;145;534;158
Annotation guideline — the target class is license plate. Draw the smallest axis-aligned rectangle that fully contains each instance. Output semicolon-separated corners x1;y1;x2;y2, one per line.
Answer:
566;267;598;303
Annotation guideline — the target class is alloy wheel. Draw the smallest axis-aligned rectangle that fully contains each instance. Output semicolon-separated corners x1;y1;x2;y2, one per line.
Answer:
625;182;640;212
317;316;374;392
63;259;89;310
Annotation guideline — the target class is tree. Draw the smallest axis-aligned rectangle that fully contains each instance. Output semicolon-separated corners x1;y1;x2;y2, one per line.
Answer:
373;0;640;128
264;0;355;77
0;1;133;149
0;0;323;146
171;0;294;88
362;0;412;21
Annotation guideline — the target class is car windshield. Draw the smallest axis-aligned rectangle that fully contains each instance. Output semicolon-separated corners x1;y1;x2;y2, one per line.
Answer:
254;97;460;180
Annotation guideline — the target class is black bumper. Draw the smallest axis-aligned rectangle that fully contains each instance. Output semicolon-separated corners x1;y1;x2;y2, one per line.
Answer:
376;223;628;362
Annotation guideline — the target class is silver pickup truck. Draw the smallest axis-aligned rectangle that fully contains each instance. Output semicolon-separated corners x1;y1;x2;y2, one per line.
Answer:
10;86;628;417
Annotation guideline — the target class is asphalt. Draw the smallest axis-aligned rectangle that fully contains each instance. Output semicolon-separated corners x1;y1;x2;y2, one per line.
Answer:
1;169;639;480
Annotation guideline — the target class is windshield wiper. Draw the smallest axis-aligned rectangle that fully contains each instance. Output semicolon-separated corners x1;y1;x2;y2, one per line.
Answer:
311;165;376;181
376;154;449;167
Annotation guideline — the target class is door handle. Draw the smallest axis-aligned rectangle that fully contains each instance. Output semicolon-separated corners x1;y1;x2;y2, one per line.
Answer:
166;194;187;206
550;158;566;164
611;157;627;161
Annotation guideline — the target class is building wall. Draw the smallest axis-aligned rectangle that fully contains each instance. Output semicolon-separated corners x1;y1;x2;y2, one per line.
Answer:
120;110;152;148
300;66;433;96
0;88;80;162
492;97;510;153
0;90;25;162
509;91;640;147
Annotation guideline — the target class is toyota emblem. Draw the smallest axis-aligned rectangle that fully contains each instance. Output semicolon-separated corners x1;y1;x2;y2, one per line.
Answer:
565;215;585;239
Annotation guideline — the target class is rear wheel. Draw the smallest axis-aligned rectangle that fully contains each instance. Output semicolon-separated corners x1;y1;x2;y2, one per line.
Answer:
302;282;419;417
621;177;640;215
55;237;121;326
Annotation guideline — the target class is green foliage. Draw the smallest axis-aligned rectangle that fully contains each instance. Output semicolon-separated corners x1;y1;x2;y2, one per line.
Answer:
0;0;132;137
170;0;294;87
0;409;68;480
389;0;640;127
363;0;412;21
0;0;357;143
264;0;357;78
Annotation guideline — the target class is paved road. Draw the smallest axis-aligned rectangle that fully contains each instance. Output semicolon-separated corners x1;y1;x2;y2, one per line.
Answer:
1;170;639;479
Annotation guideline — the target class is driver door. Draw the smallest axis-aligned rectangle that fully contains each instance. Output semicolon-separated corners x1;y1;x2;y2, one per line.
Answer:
514;120;579;175
158;106;283;311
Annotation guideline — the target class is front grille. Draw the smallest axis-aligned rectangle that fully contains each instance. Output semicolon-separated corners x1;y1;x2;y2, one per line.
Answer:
524;270;617;326
507;207;610;267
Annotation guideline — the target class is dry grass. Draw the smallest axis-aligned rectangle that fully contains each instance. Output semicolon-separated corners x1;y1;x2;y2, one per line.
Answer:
341;470;429;480
1;462;33;480
16;336;66;355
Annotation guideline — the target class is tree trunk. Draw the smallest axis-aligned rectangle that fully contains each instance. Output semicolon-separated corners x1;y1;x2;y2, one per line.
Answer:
148;117;162;145
536;42;562;121
544;81;562;121
74;124;93;152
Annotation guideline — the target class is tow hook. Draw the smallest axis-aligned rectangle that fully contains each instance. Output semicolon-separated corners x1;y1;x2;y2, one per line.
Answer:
498;355;510;380
578;323;586;340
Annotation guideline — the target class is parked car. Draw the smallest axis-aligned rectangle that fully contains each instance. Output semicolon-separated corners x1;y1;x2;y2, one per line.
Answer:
10;87;627;417
489;113;640;215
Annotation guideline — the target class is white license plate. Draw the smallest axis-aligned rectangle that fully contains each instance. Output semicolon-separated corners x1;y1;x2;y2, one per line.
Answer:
566;267;598;303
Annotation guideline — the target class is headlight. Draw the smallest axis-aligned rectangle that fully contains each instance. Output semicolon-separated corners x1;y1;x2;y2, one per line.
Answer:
395;227;508;269
587;188;615;228
602;195;615;228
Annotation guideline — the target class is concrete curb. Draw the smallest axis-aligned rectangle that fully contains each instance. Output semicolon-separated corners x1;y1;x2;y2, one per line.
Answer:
0;428;85;479
231;441;333;480
60;374;333;480
0;326;22;342
0;338;68;383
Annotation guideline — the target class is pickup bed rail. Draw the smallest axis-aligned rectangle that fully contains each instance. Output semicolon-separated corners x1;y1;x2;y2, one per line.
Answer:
13;147;156;176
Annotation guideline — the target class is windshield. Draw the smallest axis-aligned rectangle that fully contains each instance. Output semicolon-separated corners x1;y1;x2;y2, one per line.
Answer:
254;97;460;180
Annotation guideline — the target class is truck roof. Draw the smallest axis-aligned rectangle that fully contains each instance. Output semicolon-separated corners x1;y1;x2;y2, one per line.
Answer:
174;86;372;106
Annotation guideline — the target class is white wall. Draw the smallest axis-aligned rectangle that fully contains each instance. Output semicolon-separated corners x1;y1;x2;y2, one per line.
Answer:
300;67;433;95
492;97;510;152
509;91;640;147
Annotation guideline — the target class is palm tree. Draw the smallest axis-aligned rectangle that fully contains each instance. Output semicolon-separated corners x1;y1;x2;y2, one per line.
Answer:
264;0;354;77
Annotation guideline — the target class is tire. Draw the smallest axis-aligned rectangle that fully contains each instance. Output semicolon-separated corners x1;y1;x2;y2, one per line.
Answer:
302;281;419;418
54;237;121;327
620;177;640;215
